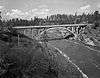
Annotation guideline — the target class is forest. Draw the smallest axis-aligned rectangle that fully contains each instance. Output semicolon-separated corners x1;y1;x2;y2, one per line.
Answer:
0;11;100;28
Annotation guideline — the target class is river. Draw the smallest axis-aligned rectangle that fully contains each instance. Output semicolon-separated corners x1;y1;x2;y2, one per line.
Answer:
48;39;100;78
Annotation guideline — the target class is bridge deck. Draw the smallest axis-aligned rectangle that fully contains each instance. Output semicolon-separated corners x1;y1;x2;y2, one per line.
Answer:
13;24;93;29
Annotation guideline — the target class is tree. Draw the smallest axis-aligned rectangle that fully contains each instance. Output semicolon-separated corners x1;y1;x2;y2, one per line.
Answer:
0;11;3;31
93;11;100;28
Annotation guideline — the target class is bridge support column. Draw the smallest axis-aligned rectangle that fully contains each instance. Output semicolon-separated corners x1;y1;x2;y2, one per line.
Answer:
42;28;48;47
31;28;33;39
72;27;76;33
72;27;74;33
36;29;40;38
24;29;26;35
76;26;80;35
18;34;20;46
67;27;70;31
74;26;79;39
38;29;41;36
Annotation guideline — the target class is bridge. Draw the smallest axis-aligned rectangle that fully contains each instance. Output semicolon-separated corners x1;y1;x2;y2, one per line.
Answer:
13;24;93;42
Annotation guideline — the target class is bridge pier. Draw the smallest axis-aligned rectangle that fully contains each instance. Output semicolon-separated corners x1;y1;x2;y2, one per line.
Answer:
17;34;20;46
73;26;80;39
30;29;33;37
35;29;41;38
72;26;77;33
77;26;80;34
24;29;26;35
72;27;74;33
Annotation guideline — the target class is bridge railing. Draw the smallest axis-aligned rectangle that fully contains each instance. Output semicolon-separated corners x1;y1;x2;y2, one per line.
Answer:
13;24;92;29
12;24;93;45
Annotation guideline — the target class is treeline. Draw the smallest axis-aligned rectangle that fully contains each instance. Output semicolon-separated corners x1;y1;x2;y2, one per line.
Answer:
0;11;100;27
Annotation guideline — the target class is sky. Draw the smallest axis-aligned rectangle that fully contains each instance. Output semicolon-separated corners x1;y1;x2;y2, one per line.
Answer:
0;0;100;20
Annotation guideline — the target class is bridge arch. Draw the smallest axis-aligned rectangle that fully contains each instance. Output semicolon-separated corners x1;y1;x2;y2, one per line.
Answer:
37;27;76;40
12;24;93;42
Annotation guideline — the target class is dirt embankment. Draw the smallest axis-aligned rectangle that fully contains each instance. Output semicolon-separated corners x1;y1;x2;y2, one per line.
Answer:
0;31;86;78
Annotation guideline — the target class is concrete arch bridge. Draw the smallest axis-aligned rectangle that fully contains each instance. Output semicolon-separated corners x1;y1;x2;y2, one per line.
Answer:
13;24;93;42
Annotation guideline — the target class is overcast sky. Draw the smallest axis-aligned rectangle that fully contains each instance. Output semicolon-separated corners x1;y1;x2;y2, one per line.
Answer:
0;0;100;19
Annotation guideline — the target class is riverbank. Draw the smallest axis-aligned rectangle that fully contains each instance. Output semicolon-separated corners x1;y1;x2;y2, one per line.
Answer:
49;39;100;78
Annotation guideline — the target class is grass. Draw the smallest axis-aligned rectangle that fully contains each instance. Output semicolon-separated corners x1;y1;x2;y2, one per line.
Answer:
0;31;85;78
49;39;100;78
1;25;100;78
